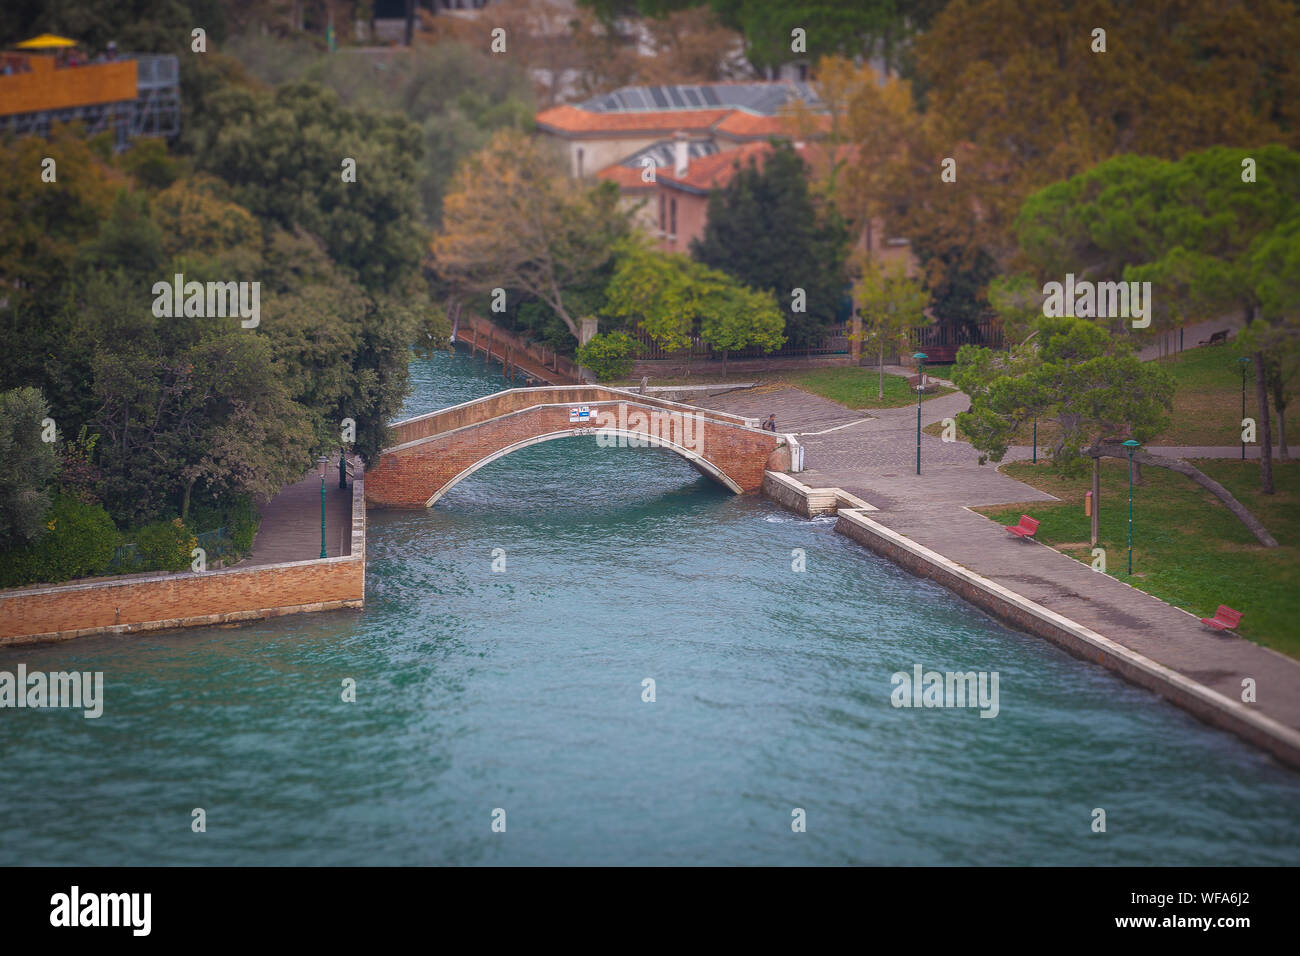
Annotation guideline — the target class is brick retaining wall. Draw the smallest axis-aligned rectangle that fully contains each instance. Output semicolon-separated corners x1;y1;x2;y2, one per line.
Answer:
0;472;367;646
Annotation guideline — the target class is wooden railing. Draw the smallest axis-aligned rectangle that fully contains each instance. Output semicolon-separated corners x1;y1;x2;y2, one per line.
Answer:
458;313;581;385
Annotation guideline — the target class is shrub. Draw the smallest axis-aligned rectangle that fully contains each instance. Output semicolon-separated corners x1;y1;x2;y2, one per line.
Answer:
226;496;261;553
0;494;118;588
136;518;197;572
185;494;260;557
575;330;637;382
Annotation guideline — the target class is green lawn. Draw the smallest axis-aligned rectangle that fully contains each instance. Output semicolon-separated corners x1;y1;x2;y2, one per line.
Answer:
976;459;1300;659
920;362;955;380
615;365;954;410
923;345;1297;448
780;366;955;409
1148;346;1298;446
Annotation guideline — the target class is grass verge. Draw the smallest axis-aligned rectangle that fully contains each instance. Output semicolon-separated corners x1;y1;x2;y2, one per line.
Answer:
1148;346;1298;446
615;364;954;410
975;459;1300;659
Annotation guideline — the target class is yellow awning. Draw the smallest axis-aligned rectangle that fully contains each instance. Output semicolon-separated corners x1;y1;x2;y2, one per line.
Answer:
14;34;80;50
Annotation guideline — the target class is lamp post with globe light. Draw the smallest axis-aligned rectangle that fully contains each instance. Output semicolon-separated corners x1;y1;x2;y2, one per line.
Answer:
1123;439;1141;574
913;352;927;475
318;455;330;560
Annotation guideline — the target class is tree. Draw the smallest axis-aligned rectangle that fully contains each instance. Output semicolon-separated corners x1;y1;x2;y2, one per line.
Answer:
697;275;785;373
604;240;785;369
76;189;167;285
278;38;535;225
691;141;848;347
1015;145;1300;492
913;0;1300;251
954;316;1278;547
854;260;930;399
604;241;703;352
0;131;119;304
150;175;261;261
0;49;428;527
805;55;918;246
704;0;938;75
433;128;632;342
575;331;637;382
1245;216;1300;461
191;81;428;294
0;387;59;548
986;273;1043;346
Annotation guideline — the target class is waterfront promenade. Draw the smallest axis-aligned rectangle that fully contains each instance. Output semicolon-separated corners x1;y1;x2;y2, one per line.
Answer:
239;465;355;566
695;383;1300;762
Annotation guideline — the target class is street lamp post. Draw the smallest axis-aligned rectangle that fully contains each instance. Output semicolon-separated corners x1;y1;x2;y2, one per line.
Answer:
318;455;330;559
912;352;927;475
1032;420;1038;464
1123;439;1140;575
1239;356;1250;460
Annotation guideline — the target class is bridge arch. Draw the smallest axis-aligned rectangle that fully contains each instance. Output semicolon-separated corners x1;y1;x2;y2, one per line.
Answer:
425;428;744;507
365;386;786;509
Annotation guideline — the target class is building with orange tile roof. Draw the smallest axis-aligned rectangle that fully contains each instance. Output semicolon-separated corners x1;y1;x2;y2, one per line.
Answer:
537;81;918;363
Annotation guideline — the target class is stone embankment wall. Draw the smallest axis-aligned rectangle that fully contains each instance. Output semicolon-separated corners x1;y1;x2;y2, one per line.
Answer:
0;473;367;646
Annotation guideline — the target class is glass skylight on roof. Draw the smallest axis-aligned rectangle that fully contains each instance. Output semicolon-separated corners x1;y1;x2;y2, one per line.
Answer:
576;82;823;114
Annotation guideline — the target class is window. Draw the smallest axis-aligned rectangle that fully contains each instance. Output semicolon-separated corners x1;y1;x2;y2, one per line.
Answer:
670;198;677;238
659;193;666;233
576;147;584;178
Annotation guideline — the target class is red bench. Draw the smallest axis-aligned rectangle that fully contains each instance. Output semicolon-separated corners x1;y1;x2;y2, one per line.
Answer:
1199;605;1242;632
1004;515;1039;539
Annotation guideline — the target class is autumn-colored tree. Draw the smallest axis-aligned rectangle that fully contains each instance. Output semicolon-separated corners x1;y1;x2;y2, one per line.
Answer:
150;175;262;261
567;5;753;99
0;130;120;301
803;55;999;333
801;55;918;247
904;0;1300;275
432;128;632;343
854;259;930;399
632;7;752;85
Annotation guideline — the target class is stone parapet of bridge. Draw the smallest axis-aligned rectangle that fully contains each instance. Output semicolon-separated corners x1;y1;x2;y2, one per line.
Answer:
367;385;788;508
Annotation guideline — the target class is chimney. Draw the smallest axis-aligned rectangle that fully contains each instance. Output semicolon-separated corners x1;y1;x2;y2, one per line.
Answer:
673;131;689;178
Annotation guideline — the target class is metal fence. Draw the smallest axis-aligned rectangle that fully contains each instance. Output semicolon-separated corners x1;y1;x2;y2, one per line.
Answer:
632;323;850;361
907;321;1002;360
107;526;235;573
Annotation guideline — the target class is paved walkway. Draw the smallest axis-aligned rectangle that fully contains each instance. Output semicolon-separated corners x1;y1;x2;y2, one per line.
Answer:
1008;444;1287;460
697;384;870;433
239;463;354;567
1138;314;1245;361
694;382;1300;756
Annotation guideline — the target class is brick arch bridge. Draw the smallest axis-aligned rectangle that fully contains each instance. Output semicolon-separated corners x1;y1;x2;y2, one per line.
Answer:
365;386;790;508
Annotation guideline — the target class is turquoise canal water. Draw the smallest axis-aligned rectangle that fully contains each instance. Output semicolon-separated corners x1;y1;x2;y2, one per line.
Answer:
3;348;1299;866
